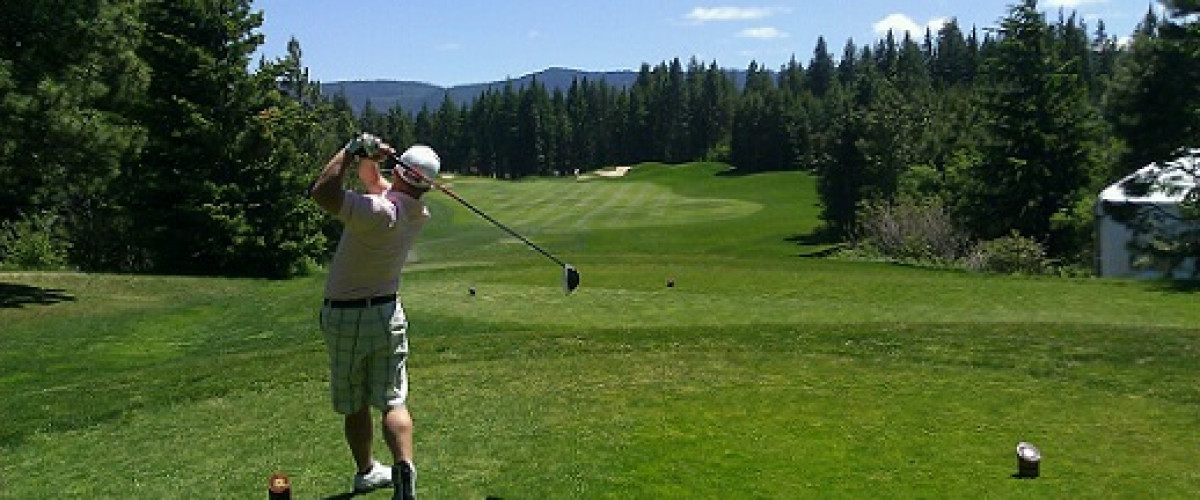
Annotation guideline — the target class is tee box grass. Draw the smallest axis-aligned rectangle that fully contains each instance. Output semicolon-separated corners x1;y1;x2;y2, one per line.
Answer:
2;162;1199;498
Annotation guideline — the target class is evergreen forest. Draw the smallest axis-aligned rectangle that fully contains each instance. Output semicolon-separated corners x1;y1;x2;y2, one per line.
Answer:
2;0;1198;278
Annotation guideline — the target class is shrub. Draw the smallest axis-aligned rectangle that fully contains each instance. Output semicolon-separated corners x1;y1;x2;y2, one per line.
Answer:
0;212;70;270
852;197;969;265
965;232;1048;275
1047;195;1097;267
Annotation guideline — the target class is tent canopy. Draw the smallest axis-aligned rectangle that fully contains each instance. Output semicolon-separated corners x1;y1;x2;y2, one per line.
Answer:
1095;149;1200;279
1098;149;1199;206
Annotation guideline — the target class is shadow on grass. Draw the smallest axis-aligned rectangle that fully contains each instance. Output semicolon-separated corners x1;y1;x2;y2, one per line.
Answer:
714;166;808;177
0;282;76;308
787;229;846;258
1148;279;1200;294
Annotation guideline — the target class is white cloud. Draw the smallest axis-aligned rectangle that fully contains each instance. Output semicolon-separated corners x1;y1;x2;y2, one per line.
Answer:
738;27;789;39
926;16;951;33
873;14;950;38
686;6;776;24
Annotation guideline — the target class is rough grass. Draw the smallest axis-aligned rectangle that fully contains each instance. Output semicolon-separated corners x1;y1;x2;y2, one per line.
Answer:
2;163;1199;498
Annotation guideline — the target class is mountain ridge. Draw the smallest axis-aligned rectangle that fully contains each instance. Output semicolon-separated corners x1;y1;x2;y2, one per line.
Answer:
322;66;749;114
321;67;641;114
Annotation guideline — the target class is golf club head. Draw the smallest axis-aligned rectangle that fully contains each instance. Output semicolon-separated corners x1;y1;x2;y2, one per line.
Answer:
563;264;581;294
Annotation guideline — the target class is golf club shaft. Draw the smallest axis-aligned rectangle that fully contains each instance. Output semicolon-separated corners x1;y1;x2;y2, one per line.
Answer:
393;156;567;268
439;183;567;267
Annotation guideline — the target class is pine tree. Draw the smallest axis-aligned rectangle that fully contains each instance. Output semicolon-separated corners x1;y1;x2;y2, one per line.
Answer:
1107;2;1200;170
818;61;915;236
837;40;859;87
0;0;148;269
625;64;655;163
964;0;1101;255
931;19;973;88
432;93;465;173
130;0;328;276
565;79;592;170
731;62;789;172
359;100;387;135
808;37;836;98
895;33;932;95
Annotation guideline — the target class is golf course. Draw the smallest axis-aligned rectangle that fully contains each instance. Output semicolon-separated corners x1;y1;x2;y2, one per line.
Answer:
2;162;1199;499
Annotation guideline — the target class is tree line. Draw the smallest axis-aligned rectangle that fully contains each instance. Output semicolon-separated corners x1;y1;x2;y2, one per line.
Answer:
2;0;352;277
2;0;1198;277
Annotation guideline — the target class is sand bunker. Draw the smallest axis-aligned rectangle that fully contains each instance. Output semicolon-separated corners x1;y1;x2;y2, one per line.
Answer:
587;166;631;178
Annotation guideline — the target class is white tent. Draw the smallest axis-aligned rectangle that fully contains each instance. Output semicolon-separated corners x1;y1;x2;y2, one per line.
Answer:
1095;149;1200;279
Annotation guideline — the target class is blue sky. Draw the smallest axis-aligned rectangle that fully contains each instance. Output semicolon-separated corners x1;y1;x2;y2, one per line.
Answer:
251;1;1160;87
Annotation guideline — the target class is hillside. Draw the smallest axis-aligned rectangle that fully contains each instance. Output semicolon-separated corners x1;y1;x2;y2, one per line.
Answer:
321;66;751;114
322;67;639;114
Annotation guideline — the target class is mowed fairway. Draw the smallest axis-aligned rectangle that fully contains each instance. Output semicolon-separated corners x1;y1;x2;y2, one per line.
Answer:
2;163;1200;499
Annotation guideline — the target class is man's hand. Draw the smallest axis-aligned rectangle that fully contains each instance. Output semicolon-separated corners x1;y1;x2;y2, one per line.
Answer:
312;133;395;215
348;133;395;194
345;133;393;162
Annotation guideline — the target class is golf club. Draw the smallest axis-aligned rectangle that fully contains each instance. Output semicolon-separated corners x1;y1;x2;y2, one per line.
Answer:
390;154;581;294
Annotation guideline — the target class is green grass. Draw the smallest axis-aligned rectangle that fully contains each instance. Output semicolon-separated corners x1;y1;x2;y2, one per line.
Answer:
2;162;1199;498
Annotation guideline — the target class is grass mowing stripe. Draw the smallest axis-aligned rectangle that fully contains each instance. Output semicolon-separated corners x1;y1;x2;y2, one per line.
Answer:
535;179;631;231
508;180;593;231
505;181;575;228
568;180;647;230
594;179;653;227
536;179;621;230
477;178;563;221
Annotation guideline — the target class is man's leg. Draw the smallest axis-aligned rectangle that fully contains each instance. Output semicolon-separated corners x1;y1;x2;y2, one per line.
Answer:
383;407;416;499
345;405;375;473
382;406;413;463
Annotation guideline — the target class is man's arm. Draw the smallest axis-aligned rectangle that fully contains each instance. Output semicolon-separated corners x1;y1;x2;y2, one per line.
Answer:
311;135;396;214
310;149;355;215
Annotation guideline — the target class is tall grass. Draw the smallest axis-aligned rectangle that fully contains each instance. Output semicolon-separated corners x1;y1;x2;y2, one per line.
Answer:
2;163;1198;498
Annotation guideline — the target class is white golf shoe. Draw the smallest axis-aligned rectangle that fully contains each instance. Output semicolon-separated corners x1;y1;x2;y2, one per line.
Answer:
353;460;394;493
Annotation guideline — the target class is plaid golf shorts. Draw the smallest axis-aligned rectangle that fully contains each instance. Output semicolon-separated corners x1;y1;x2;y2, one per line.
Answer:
319;300;409;414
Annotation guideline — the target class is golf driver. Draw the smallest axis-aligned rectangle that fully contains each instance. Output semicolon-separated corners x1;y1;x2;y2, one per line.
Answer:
390;154;581;294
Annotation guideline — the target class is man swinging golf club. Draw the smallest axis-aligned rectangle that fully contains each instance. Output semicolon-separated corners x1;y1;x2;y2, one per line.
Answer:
310;133;439;500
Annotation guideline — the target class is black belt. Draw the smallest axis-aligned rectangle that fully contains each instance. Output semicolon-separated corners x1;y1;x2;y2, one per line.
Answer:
323;294;396;309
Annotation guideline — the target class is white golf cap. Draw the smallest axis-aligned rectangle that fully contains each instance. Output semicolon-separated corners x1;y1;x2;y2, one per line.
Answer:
395;144;441;189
